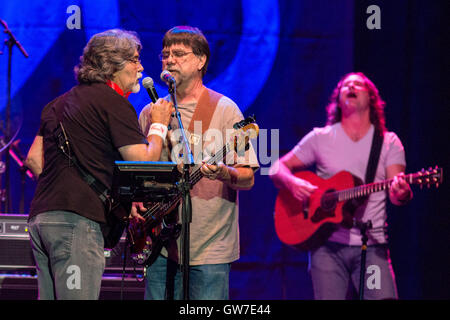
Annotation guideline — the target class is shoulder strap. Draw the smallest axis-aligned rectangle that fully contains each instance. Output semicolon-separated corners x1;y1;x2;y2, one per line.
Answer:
187;87;223;135
365;127;384;184
52;105;112;210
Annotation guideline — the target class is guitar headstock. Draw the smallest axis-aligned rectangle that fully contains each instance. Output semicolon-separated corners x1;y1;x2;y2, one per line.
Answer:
410;166;443;189
231;115;259;153
233;115;256;130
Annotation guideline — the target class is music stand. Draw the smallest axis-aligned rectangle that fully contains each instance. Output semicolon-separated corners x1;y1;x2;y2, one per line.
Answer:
113;161;180;203
112;161;181;299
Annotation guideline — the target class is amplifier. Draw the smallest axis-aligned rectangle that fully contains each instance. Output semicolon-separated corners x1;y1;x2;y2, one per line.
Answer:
0;214;34;269
0;214;144;274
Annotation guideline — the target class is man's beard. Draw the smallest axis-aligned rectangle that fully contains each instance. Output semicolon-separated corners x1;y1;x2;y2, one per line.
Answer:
131;72;143;93
131;83;140;93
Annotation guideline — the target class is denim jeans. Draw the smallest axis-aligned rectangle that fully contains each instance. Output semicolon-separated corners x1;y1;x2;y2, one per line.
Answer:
309;241;398;300
145;255;231;300
28;211;105;300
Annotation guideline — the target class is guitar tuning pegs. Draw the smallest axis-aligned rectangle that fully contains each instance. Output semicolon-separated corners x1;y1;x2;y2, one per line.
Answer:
434;177;440;188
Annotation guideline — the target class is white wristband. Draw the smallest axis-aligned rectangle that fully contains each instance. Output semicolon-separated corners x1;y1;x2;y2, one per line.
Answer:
147;123;168;140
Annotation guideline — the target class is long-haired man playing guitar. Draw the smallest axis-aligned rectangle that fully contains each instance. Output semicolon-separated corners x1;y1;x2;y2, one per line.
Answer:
270;72;412;300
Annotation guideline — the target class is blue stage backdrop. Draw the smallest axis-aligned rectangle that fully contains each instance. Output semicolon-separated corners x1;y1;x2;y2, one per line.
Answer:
0;0;448;299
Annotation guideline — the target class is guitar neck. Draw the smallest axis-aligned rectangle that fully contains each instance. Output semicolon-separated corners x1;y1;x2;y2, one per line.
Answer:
337;172;418;201
145;142;230;219
184;143;230;186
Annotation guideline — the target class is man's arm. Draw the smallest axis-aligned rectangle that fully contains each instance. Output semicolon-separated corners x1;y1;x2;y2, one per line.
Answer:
201;163;255;190
268;151;317;202
25;135;44;177
387;164;413;205
119;98;173;161
118;135;164;162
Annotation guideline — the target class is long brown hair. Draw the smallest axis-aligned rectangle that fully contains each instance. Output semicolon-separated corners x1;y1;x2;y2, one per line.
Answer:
326;72;387;133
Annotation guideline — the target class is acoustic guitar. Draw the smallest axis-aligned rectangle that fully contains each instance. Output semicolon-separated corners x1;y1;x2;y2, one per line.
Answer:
274;167;443;250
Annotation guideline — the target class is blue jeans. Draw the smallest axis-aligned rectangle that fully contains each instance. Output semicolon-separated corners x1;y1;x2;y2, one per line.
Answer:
28;211;105;300
145;255;231;300
309;241;398;300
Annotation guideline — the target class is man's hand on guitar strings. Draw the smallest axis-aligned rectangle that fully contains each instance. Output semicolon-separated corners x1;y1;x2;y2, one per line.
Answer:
289;177;318;204
201;161;230;181
129;202;146;222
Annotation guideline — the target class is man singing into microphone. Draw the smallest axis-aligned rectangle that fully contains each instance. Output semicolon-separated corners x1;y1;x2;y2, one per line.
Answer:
138;26;259;300
25;29;173;299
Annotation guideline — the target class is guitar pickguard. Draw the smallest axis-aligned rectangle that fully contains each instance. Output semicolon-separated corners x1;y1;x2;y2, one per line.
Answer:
310;207;336;223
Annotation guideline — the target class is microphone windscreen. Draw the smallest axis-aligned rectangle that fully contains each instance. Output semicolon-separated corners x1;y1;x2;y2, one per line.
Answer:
142;77;154;88
160;70;173;82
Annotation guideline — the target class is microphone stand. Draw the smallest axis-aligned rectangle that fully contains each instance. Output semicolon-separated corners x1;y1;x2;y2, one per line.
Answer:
9;141;36;213
354;219;372;300
0;19;29;213
168;80;194;300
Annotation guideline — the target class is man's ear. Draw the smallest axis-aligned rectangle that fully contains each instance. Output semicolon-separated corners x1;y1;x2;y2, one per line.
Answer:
197;55;207;71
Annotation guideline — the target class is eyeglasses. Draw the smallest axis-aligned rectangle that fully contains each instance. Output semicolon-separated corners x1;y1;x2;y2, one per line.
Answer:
159;50;194;61
128;57;142;65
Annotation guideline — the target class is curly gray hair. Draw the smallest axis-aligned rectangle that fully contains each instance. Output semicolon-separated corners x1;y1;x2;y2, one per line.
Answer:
74;29;142;84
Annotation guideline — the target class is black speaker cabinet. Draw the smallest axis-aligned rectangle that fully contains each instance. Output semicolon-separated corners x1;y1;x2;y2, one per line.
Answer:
0;214;35;270
0;213;143;272
0;214;145;299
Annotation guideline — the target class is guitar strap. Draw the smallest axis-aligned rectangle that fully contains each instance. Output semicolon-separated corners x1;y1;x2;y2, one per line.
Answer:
52;106;123;219
186;86;223;156
365;127;384;185
52;105;128;249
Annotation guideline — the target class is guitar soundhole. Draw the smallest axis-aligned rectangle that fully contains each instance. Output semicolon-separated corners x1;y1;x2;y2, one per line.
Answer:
311;189;338;223
320;189;338;211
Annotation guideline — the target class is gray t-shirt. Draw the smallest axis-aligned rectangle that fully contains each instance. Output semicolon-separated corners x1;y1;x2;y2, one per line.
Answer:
139;89;259;265
292;123;406;245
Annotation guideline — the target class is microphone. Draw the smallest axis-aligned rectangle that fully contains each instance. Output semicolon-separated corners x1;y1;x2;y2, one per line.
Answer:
144;75;173;130
160;70;176;84
142;77;159;103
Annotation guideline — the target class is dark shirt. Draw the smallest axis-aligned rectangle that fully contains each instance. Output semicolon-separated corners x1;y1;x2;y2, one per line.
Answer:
29;83;147;223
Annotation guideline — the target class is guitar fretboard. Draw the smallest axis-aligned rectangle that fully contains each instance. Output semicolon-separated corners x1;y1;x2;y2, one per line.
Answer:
336;179;393;201
332;171;438;201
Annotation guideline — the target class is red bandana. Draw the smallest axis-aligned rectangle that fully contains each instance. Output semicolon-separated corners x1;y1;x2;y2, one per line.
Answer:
106;80;131;99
